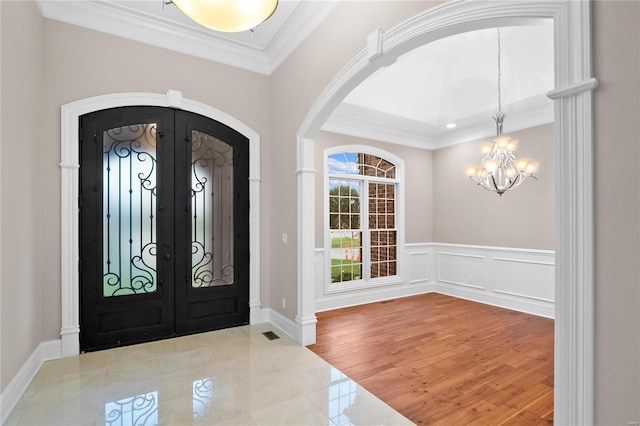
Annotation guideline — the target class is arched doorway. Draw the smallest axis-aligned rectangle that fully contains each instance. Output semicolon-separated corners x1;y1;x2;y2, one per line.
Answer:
60;90;262;355
296;1;597;424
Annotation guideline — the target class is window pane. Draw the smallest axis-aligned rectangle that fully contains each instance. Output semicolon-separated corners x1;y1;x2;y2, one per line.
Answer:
328;152;396;179
329;179;360;230
329;214;339;230
103;124;158;297
369;183;395;231
191;130;234;288
370;230;397;279
330;231;362;283
328;151;398;284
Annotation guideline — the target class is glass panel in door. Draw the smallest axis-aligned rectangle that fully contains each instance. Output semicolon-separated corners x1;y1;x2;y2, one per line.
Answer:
102;124;158;297
191;130;234;288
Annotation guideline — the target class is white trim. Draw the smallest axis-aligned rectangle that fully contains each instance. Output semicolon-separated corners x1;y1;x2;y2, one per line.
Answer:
434;283;554;319
314;243;554;318
547;77;599;100
60;90;261;356
493;289;554;304
0;340;62;424
323;145;405;295
494;257;555;267
36;0;340;76
264;1;341;74
263;308;298;343
323;101;554;150
297;2;596;424
316;282;434;313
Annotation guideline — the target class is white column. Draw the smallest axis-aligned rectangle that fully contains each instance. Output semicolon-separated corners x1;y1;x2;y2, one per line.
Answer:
295;136;317;345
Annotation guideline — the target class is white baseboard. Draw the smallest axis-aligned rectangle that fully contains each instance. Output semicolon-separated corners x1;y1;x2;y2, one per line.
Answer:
262;308;298;342
1;340;62;424
434;283;554;319
315;282;434;312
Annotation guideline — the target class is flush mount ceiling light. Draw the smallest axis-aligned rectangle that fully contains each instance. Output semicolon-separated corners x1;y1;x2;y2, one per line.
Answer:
170;0;278;33
465;28;539;196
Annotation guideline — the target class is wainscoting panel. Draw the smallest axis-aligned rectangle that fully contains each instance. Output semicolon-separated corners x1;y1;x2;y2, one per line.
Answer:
494;257;555;302
437;252;485;290
409;251;430;283
314;243;555;318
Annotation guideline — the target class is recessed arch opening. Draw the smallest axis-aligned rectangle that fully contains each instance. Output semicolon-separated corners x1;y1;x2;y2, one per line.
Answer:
295;2;596;424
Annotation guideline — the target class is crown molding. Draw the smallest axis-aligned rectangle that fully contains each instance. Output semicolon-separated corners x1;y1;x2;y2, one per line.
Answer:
434;101;555;148
322;108;439;150
36;0;340;76
323;98;554;151
265;1;341;74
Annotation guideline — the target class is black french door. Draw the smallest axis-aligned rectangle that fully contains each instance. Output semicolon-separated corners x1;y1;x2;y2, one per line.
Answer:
79;106;249;352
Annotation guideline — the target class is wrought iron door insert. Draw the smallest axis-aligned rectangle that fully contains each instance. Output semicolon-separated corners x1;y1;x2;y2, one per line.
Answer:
80;107;249;351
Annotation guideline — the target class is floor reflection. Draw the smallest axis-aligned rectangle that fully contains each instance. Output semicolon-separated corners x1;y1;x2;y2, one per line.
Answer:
104;391;158;426
327;368;357;426
5;325;412;426
192;378;214;421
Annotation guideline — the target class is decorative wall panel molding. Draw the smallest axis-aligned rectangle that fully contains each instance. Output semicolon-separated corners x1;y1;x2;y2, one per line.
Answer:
314;243;555;318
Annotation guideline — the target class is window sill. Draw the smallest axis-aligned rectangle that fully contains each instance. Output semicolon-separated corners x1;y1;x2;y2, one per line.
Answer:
325;276;404;295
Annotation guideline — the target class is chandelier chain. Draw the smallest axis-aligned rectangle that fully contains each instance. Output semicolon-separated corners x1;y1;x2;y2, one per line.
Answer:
497;28;502;115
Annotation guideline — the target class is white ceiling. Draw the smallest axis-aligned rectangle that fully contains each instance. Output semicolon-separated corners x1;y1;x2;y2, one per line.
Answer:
323;22;555;149
37;2;554;150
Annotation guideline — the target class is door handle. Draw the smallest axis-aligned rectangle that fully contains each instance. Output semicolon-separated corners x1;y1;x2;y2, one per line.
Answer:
164;253;172;260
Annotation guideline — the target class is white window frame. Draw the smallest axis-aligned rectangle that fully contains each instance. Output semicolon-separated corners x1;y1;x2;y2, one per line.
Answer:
324;145;405;294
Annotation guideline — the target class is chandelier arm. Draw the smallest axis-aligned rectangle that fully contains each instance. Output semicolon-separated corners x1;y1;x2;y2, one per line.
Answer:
490;174;500;192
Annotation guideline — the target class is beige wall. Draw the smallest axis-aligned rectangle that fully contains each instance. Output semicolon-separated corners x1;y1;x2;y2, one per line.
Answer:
37;19;274;343
592;1;640;423
0;1;44;392
433;124;554;250
314;131;434;245
269;1;443;318
0;0;639;422
1;4;274;391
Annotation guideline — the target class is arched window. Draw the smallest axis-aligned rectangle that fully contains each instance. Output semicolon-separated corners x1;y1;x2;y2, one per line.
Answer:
325;148;402;290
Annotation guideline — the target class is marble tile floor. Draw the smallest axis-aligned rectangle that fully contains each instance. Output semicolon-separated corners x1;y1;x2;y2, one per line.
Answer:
4;324;413;426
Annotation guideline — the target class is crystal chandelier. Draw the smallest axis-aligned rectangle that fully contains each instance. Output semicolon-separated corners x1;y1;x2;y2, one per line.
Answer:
169;0;278;33
466;28;539;196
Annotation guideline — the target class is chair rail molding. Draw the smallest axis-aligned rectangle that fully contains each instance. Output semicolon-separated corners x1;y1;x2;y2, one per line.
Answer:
296;1;596;425
60;90;261;356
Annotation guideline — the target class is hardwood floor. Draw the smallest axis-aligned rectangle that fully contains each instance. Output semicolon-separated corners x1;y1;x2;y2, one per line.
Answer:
307;293;554;425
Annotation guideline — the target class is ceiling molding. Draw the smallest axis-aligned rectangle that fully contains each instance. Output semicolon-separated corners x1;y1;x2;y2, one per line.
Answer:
323;100;554;151
265;1;341;74
322;105;440;150
36;0;340;76
434;101;555;148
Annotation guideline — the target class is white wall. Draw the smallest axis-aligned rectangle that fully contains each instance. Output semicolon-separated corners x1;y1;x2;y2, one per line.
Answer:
314;243;555;318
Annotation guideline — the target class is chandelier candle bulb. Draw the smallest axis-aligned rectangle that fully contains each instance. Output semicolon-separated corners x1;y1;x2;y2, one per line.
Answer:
506;140;518;152
496;137;510;149
480;143;494;155
515;158;529;172
525;161;540;175
484;160;499;174
466;166;478;177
